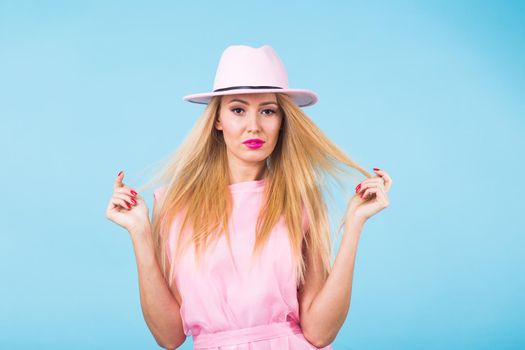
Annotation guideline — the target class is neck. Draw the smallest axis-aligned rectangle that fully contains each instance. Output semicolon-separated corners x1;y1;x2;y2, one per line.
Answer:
228;157;267;184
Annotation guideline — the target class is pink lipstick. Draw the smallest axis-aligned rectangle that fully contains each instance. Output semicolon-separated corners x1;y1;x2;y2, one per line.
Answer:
243;138;265;149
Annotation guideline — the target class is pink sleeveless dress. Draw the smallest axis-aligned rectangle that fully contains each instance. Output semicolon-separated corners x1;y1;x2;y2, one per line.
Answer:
153;179;334;349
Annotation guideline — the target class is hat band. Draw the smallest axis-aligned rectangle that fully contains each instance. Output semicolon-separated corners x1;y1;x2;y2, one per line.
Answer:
213;85;283;92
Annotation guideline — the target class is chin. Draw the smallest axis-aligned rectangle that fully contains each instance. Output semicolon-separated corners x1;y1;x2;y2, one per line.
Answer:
243;155;268;163
238;151;269;163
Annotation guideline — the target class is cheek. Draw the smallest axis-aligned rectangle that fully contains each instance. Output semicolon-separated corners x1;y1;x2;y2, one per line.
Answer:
220;120;243;141
267;120;282;139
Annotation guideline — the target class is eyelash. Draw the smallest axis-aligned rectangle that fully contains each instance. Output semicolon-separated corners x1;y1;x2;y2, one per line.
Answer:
231;107;276;116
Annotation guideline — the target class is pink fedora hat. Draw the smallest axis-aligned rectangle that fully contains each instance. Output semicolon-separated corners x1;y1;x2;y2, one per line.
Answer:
182;44;318;107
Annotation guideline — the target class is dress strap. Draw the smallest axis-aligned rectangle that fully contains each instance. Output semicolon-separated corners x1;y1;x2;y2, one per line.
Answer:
192;321;303;348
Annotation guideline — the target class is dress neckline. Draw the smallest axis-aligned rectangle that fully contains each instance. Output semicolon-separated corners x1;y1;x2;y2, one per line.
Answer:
228;178;266;193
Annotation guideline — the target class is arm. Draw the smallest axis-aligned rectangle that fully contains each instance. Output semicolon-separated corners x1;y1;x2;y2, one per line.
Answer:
129;200;186;349
300;169;391;347
299;216;365;348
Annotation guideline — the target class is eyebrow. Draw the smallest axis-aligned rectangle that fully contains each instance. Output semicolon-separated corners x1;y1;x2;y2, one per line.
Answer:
227;98;278;106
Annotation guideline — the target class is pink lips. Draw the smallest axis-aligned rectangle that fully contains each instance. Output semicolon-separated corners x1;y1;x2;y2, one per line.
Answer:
243;138;265;149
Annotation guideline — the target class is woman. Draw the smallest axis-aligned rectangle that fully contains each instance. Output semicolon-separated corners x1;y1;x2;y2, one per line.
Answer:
105;45;392;349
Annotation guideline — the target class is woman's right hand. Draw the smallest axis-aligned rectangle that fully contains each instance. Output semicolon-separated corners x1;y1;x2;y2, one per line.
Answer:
105;170;150;235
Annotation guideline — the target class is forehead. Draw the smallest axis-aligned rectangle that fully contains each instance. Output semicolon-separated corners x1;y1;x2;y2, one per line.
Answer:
222;93;277;104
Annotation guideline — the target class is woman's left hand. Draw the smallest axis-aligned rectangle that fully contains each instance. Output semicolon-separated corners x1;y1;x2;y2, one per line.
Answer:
346;168;393;224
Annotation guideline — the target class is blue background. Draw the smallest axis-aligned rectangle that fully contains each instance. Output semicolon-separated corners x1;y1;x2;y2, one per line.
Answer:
1;1;523;349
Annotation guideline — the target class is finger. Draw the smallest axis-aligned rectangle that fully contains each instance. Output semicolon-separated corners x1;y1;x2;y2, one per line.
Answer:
360;182;385;196
356;179;384;195
363;180;386;192
115;186;138;198
355;178;382;193
114;170;125;189
363;185;387;199
362;186;389;206
114;192;137;207
361;186;377;199
111;195;133;210
372;168;392;192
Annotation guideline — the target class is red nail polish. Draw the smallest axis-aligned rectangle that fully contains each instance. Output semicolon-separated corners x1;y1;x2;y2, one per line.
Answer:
130;198;136;204
117;170;123;177
373;168;380;171
130;190;137;196
355;183;361;193
126;202;131;209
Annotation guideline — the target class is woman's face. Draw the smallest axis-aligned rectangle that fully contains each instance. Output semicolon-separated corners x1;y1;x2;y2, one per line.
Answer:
215;93;283;167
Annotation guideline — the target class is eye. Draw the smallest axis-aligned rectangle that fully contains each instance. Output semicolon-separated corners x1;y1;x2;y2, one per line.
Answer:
231;107;244;114
261;109;276;116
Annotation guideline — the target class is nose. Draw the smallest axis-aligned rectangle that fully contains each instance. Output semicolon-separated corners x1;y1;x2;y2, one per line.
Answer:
246;110;261;133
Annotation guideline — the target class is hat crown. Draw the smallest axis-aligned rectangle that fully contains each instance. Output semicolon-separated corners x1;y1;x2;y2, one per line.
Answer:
212;45;289;91
182;44;318;107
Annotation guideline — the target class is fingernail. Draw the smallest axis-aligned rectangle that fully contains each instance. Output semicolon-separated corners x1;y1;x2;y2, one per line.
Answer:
130;190;137;196
355;183;361;193
117;170;123;177
126;202;131;209
130;197;137;204
373;168;380;171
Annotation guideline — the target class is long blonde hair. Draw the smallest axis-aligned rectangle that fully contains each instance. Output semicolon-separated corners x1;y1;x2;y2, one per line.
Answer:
137;93;372;290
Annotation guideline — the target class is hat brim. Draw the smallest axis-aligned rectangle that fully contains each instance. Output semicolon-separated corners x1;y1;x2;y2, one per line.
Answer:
182;88;318;107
